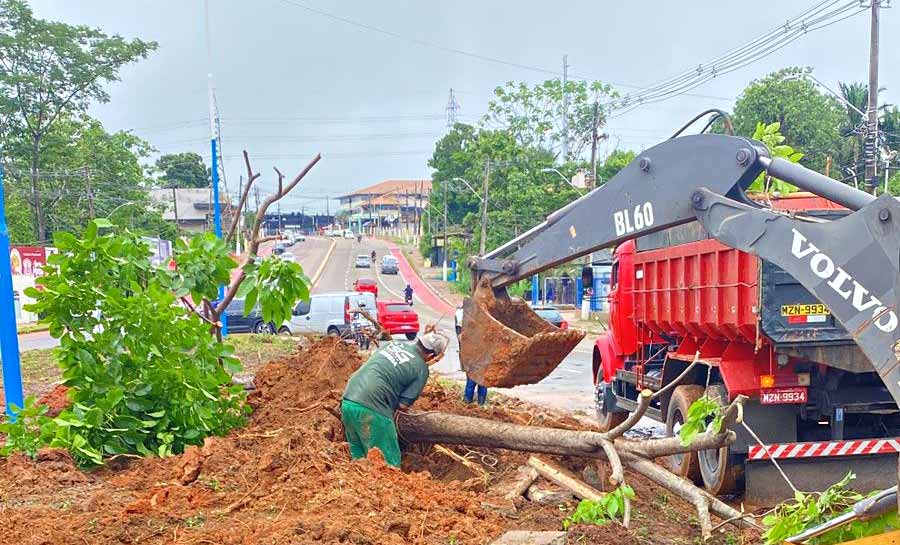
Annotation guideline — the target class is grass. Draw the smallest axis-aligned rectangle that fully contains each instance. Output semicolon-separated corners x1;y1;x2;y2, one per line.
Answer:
13;333;299;395
16;322;48;334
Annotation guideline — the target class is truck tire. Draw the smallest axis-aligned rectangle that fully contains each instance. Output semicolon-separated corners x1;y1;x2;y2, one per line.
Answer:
595;382;627;432
666;385;703;483
698;384;743;495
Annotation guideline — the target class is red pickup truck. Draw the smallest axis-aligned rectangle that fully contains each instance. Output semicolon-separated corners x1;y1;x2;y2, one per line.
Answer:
376;300;419;340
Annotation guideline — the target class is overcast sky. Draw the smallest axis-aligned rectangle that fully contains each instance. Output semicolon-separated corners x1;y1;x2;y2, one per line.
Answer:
29;0;898;214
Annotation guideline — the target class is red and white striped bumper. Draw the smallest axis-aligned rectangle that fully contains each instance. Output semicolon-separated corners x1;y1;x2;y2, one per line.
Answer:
748;438;900;460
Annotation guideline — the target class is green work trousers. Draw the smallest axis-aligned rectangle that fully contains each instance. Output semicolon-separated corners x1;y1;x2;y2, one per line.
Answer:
341;399;402;467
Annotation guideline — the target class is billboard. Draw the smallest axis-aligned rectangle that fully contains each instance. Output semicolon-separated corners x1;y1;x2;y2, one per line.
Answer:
9;246;46;276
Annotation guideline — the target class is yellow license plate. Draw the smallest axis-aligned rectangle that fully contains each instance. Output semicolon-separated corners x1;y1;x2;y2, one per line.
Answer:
781;303;829;317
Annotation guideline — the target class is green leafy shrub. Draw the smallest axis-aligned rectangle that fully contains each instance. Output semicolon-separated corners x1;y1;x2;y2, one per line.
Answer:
563;485;635;529
237;255;310;326
749;121;805;194
0;395;54;458
678;395;724;446
21;220;249;465
763;473;900;544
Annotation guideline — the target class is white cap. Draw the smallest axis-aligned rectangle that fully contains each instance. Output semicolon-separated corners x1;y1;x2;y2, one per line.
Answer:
419;332;449;355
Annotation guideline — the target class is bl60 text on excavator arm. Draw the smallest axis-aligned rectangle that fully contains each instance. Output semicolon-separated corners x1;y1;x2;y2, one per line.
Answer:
462;133;900;402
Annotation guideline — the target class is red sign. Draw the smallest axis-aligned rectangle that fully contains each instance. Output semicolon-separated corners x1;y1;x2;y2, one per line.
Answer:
9;246;46;276
760;387;807;405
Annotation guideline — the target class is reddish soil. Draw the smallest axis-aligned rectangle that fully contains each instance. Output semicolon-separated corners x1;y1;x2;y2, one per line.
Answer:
0;337;756;544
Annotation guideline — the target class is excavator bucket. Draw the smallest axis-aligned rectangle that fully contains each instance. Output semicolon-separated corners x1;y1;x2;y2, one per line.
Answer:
459;278;585;387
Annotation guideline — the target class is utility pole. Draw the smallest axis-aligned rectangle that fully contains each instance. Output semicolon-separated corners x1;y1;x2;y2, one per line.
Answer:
480;161;490;255
203;0;226;334
84;167;95;219
442;181;448;282
0;161;24;416
561;54;570;161
865;0;881;191
590;101;599;190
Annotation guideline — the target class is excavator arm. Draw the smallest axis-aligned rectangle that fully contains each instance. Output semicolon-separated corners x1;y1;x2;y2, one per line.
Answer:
462;133;900;403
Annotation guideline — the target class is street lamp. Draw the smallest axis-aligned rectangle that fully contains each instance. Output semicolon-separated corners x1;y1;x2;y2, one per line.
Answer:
450;177;483;202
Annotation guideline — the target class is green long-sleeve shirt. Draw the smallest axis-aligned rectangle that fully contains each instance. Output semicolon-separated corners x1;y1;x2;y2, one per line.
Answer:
342;341;430;418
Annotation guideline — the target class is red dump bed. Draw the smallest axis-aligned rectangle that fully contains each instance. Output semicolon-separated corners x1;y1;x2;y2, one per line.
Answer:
631;194;844;343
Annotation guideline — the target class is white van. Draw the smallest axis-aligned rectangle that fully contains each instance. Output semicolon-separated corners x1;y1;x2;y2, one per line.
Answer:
284;291;377;336
343;229;355;239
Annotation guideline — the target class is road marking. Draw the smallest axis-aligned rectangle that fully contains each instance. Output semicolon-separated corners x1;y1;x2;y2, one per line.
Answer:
309;236;337;288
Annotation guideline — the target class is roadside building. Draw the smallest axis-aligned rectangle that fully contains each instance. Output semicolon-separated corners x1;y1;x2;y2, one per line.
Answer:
338;179;431;237
149;188;234;233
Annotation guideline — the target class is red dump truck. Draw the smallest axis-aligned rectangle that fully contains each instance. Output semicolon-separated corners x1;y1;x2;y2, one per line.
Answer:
592;194;900;502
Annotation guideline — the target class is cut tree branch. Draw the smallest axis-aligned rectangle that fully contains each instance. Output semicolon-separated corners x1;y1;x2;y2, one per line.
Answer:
213;151;322;319
225;150;261;244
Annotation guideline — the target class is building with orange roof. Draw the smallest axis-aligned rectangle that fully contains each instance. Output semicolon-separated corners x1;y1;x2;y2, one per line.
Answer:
338;179;431;236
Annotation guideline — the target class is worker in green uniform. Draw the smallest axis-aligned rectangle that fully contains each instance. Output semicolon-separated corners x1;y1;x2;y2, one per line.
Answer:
341;331;449;467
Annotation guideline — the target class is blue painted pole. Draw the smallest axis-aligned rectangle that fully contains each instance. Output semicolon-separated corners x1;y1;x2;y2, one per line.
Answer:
531;274;539;306
0;163;24;416
576;277;583;305
210;138;227;336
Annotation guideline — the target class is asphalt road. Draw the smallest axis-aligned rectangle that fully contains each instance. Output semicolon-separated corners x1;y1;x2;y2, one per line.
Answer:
317;236;599;415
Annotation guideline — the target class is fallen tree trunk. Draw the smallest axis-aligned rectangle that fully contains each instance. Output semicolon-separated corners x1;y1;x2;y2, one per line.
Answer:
397;411;736;460
396;397;759;539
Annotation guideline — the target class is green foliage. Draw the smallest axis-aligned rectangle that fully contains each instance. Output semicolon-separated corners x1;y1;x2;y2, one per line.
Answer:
563;485;635;529
155;152;211;189
0;0;157;241
21;220;248;466
170;233;237;303
749;122;804;194
732;67;844;173
485;79;616;161
0;395;54;458
678;395;724;447
762;473;900;545
237;256;310;326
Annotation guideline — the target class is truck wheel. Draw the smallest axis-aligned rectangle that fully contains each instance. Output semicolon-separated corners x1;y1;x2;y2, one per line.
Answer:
666;385;703;483
405;333;417;340
698;385;743;495
327;326;340;337
595;382;627;432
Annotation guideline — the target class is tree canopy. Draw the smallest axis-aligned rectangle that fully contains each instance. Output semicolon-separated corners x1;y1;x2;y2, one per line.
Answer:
732;67;844;174
155;152;211;189
0;0;157;241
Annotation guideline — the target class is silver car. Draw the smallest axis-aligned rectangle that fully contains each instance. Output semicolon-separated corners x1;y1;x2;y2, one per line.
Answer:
355;254;371;268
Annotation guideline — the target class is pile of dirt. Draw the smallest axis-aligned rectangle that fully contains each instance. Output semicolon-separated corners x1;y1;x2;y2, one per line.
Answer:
0;337;752;544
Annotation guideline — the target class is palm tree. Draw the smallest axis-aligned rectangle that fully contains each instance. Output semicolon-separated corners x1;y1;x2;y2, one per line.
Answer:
837;82;868;177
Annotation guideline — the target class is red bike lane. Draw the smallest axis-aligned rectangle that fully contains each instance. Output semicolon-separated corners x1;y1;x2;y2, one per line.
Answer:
385;243;455;316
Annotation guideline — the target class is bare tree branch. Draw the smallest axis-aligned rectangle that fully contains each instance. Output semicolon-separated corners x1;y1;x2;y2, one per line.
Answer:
213;151;322;319
225;150;261;244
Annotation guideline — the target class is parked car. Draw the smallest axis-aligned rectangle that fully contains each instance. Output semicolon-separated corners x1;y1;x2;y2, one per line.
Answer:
531;306;568;329
377;300;419;340
293;233;306;243
343;229;355;239
355;254;371;268
353;277;378;297
279;254;297;264
273;242;287;255
222;299;286;335
284;291;377;336
380;255;399;274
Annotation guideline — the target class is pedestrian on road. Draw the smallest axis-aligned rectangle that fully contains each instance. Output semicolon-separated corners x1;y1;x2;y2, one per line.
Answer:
341;331;449;467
